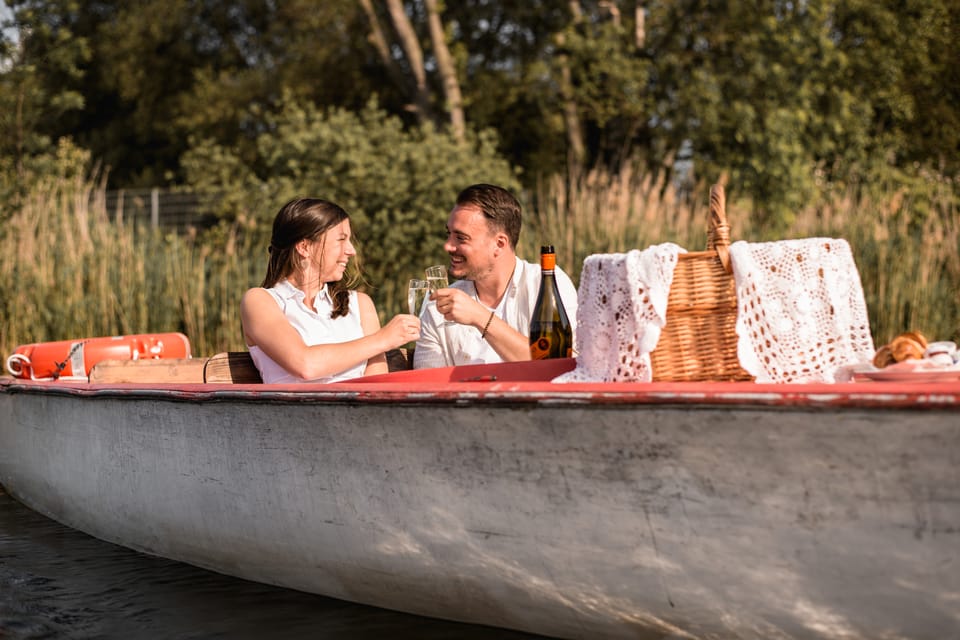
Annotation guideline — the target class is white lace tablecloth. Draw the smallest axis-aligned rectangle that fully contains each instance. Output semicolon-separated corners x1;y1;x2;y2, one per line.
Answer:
728;238;875;383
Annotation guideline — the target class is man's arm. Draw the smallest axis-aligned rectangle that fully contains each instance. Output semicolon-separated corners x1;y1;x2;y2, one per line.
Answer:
431;287;531;362
475;311;531;362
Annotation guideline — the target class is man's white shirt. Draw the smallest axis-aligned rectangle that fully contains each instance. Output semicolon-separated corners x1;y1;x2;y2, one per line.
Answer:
413;256;578;368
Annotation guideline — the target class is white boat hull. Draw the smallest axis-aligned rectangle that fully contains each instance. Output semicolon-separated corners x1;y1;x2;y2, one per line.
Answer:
1;371;959;639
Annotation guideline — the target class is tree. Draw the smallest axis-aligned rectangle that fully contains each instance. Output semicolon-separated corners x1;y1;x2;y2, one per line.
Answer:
0;2;88;190
3;0;385;186
561;2;652;170
3;0;957;227
424;0;465;143
359;0;466;143
828;1;960;174
642;0;960;227
181;96;520;315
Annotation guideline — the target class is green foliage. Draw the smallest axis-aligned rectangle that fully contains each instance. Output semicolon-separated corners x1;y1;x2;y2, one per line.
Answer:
642;0;959;230
0;1;89;205
562;19;652;163
3;0;382;186
4;0;959;228
0;136;90;225
829;1;959;169
182;97;520;317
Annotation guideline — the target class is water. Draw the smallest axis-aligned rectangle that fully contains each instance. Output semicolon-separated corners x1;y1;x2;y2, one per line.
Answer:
0;490;548;640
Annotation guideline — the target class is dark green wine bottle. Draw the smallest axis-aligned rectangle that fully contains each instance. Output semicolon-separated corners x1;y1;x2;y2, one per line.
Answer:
529;245;572;359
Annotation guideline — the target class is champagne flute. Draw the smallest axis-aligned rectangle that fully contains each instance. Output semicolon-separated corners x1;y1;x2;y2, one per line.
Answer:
424;264;454;326
424;264;449;292
408;279;429;316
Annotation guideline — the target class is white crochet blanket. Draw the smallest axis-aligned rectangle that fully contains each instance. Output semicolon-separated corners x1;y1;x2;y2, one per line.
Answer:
728;238;875;383
554;243;685;382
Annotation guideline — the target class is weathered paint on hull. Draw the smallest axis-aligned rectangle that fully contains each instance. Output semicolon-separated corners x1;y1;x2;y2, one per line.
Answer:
1;374;958;640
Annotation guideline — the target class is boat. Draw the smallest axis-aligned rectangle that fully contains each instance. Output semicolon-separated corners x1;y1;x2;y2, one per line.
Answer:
1;357;958;640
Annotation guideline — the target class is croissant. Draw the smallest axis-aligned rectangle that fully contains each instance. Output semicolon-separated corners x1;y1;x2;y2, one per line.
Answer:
900;331;928;349
872;345;896;368
890;332;927;362
874;331;929;367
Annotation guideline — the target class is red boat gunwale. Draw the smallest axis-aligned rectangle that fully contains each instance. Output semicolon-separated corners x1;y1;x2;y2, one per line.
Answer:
3;357;960;410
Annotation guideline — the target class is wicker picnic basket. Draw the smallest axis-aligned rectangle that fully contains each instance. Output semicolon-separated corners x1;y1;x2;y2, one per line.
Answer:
648;184;754;381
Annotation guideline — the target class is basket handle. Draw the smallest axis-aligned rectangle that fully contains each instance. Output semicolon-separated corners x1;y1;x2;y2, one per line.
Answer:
706;184;733;274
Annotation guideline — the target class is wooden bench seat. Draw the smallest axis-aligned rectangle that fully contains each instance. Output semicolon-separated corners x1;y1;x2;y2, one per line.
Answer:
203;352;262;383
88;357;207;383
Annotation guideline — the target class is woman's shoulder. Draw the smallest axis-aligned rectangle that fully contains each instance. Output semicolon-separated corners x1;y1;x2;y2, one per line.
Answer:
242;286;284;309
354;289;374;309
243;284;275;296
241;286;268;303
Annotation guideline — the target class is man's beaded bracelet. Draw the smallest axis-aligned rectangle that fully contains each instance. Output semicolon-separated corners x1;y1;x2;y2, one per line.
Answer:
480;310;495;339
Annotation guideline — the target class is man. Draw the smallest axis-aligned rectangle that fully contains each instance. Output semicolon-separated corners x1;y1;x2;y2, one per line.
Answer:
413;184;578;368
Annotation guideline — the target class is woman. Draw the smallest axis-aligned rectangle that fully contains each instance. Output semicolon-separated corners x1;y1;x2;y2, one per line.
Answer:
241;197;420;383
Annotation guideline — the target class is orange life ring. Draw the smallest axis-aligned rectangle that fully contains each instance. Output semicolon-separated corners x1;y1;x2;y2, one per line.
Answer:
5;332;191;381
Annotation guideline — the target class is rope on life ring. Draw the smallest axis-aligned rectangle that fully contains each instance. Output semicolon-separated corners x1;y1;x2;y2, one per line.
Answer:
5;353;32;378
51;340;86;380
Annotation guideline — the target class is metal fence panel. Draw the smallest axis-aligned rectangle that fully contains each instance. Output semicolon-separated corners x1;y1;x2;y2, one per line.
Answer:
103;189;206;230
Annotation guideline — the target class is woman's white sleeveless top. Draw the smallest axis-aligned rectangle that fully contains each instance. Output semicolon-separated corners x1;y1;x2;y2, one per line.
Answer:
249;280;367;384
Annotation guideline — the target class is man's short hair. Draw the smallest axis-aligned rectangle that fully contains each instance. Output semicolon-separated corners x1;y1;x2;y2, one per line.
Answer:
455;184;522;249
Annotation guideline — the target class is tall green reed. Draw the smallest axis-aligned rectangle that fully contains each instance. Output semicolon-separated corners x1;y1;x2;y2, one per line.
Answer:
522;166;959;346
787;175;959;344
521;168;709;277
0;174;259;361
0;172;149;352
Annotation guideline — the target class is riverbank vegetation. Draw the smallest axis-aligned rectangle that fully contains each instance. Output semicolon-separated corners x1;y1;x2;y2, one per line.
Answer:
1;143;956;360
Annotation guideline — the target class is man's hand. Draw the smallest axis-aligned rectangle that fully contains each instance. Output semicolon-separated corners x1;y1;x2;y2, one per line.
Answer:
430;288;486;328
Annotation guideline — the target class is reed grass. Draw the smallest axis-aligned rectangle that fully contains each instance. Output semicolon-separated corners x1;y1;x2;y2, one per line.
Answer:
521;168;708;276
2;167;957;367
792;176;960;344
521;166;959;347
0;173;260;362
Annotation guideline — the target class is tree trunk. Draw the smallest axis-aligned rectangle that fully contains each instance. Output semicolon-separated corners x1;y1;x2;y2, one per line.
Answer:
360;0;433;122
358;0;423;119
557;1;586;170
636;2;645;49
424;0;465;144
384;0;434;123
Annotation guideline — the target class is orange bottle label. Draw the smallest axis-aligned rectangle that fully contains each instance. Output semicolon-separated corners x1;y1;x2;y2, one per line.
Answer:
530;337;552;360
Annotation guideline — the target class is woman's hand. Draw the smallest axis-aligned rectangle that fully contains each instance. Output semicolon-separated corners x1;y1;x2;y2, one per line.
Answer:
381;313;421;349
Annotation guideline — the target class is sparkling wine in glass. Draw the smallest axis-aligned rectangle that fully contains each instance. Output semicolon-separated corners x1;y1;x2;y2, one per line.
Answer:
408;279;430;316
425;265;449;292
